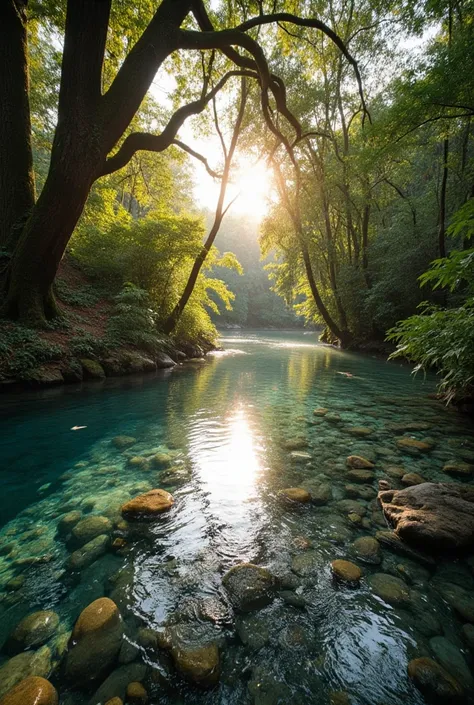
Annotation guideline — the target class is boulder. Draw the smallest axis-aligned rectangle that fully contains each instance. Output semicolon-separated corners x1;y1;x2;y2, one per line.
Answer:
69;516;112;547
57;511;82;536
378;483;474;553
222;563;275;612
351;536;381;565
346;456;374;469
121;489;174;520
157;624;220;687
155;352;176;369
63;598;123;688
7;611;59;653
67;534;110;571
347;427;374;437
313;408;329;416
278;488;311;503
311;483;333;505
375;530;435;568
346;469;375;484
0;647;52;699
331;559;362;584
89;663;147;704
368;573;411;605
81;359;106;380
0;676;58;705
429;636;473;687
407;657;464;704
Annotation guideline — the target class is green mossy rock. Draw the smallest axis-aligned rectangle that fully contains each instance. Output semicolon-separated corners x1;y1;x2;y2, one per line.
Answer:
81;359;106;379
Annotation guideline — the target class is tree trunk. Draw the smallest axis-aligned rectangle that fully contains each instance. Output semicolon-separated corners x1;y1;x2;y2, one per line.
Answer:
438;137;449;258
0;0;35;252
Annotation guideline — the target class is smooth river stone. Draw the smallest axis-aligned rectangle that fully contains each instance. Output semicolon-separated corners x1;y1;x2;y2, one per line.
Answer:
0;648;52;699
278;488;311;503
7;611;59;653
443;461;474;478
368;573;411;605
121;489;174;520
378;483;474;553
401;473;425;486
396;437;433;453
331;559;362;584
407;657;464;704
223;564;275;611
0;676;58;705
351;536;381;564
347;469;375;483
69;515;112;547
346;455;375;469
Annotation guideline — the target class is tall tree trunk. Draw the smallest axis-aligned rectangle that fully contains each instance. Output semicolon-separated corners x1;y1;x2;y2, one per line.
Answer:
438;137;449;258
361;202;372;288
0;0;35;252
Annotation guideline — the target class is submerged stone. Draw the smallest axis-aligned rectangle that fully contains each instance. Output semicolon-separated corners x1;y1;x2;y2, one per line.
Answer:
0;648;52;699
112;436;136;449
443;461;474;478
291;550;320;577
57;511;82;536
429;636;473;687
223;563;275;611
121;489;174;520
278;487;311;503
375;530;435;568
90;663;147;704
67;534;110;571
0;676;58;705
378;483;474;553
407;657;464;704
311;483;333;505
313;408;329;416
401;473;425;486
347;426;374;437
69;515;112;547
331;559;362;584
346;469;375;483
351;536;381;565
7;610;59;653
282;438;309;450
125;682;148;704
345;484;376;500
369;573;411;605
396;437;433;453
346;455;375;470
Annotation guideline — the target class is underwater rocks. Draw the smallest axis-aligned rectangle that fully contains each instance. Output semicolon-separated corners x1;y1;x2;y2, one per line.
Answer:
67;534;110;571
396;437;434;453
346;469;375;483
346;455;375;469
443;461;474;478
407;657;464;704
0;647;52;698
157;624;221;687
89;663;147;704
112;436;136;449
0;676;58;705
351;536;381;565
7;611;59;653
310;483;333;505
331;559;362;585
375;530;435;568
57;510;82;536
121;489;174;520
63;598;123;688
401;472;426;486
313;408;329;416
125;682;148;704
368;573;411;605
278;488;311;503
68;515;112;547
223;563;276;612
378;482;474;553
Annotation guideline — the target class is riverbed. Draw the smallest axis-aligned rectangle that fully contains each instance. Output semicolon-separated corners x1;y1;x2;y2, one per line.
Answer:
0;331;473;704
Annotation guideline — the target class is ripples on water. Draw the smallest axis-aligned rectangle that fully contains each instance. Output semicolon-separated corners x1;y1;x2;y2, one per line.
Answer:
0;331;473;704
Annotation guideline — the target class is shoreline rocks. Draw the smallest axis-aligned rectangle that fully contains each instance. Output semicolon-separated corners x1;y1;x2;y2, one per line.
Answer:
121;489;174;520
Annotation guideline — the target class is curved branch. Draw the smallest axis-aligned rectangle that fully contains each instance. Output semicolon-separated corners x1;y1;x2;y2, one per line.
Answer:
172;139;221;178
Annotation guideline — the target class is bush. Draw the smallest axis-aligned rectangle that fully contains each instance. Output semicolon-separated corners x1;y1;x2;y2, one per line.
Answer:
107;284;166;354
0;324;64;379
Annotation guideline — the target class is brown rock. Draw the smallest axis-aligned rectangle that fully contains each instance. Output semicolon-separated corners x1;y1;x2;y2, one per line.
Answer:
0;676;58;705
396;437;433;452
378;482;474;552
443;461;474;478
121;489;174;520
278;488;311;503
331;559;362;584
401;473;425;486
125;682;148;704
172;643;220;687
347;427;373;437
313;408;329;416
347;469;375;483
105;699;123;705
407;657;464;703
346;455;375;469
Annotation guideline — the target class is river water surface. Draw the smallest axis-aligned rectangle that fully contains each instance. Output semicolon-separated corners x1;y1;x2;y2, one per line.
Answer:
1;331;474;704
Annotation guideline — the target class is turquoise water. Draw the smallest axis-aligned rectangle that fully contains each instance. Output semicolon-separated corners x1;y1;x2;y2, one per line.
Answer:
0;331;474;704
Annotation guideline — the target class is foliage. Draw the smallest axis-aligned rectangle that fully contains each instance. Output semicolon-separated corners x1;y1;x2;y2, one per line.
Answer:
107;284;166;354
0;324;64;379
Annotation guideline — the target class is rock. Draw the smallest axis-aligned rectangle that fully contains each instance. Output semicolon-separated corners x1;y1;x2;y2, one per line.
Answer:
282;438;308;450
64;598;124;688
0;647;52;698
311;483;332;505
368;573;411;605
57;511;82;536
279;591;306;608
5;576;25;592
375;530;435;568
67;534;110;571
125;682;148;704
346;469;375;483
336;499;367;516
0;676;58;705
326;412;342;423
435;582;474;622
81;359;106;379
331;559;362;584
347;426;374;437
121;489;174;520
429;636;473;687
155;352;176;369
24;367;64;386
222;563;275;612
69;516;112;547
384;465;406;478
7;611;59;653
345;484;376;500
127;456;148;469
236;616;270;651
396;437;433;453
313;408;329;416
378;480;391;491
290;451;312;461
407;657;464;704
401;473;425;486
346;455;375;469
329;692;351;705
173;643;219;687
278;487;311;503
89;663;147;704
387;421;432;432
112;436;136;449
378;483;474;553
291;551;319;576
443;461;474;478
462;623;474;649
351;536;381;564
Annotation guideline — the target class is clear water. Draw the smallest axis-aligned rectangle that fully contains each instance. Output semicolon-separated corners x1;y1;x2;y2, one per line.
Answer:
1;331;474;704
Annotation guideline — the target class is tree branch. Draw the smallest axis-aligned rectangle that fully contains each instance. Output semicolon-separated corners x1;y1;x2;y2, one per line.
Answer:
172;139;221;178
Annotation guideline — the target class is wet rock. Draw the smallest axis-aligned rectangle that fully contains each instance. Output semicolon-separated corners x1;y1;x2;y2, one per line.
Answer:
435;582;474;622
104;699;122;705
155;352;176;368
313;408;329;416
462;623;474;649
279;590;306;608
89;663;147;705
289;451;312;461
69;516;112;547
347;427;374;437
387;421;432;432
407;657;464;704
345;484;376;500
112;436;136;449
396;437;433;453
378;483;474;553
346;455;374;469
351;536;381;564
5;576;25;592
443;461;474;478
331;559;362;584
401;473;425;486
57;511;82;536
375;530;435;568
346;469;375;483
158;625;220;687
81;359;105;380
0;676;58;705
125;682;147;704
429;636;473;687
121;489;173;520
278;487;311;503
368;573;411;605
7;611;59;653
329;692;351;705
282;438;308;450
378;480;391;491
336;499;367;516
0;647;52;698
68;534;110;571
64;598;124;688
236;616;270;651
311;483;333;505
326;412;342;423
25;367;64;386
223;563;276;612
384;465;406;479
291;550;320;576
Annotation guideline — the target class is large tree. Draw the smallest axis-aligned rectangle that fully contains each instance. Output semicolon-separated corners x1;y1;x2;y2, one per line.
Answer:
0;0;365;327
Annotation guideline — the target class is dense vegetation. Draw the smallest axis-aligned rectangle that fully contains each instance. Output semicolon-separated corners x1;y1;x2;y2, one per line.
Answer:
0;0;473;398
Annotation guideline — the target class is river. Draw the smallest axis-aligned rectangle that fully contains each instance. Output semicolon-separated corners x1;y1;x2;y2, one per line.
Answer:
0;331;473;704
